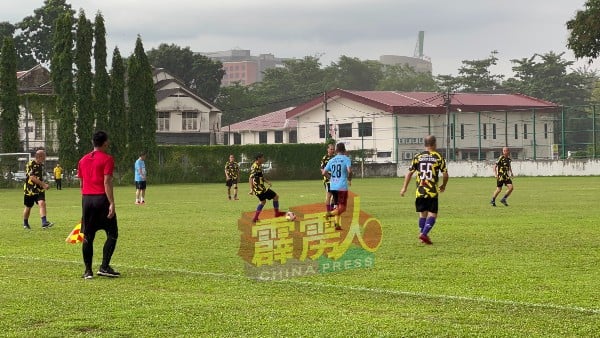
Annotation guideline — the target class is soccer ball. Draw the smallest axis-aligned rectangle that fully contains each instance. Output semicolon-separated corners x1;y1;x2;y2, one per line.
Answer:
286;211;297;221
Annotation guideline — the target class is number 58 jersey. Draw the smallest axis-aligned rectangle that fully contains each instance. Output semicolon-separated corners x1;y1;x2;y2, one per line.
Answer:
409;150;447;198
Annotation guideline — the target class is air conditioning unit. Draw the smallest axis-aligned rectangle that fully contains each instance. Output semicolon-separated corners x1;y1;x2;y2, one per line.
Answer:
403;152;413;160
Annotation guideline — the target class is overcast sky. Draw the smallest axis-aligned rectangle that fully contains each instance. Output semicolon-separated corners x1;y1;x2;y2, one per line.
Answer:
1;0;596;76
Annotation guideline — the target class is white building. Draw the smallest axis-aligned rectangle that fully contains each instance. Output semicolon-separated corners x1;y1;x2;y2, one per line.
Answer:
284;89;558;162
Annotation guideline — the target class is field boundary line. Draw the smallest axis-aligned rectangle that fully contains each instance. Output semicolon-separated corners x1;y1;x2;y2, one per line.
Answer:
2;254;599;315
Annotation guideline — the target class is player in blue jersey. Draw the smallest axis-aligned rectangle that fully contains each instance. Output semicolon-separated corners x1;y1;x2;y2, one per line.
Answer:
400;135;448;245
322;142;352;230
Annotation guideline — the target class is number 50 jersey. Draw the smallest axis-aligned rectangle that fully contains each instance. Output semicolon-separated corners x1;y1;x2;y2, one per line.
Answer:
409;150;447;198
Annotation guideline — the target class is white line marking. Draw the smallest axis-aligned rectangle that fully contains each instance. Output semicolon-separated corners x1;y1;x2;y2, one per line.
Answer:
2;255;599;315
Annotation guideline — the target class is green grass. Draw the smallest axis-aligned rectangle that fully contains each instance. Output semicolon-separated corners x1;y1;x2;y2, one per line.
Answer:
1;177;599;337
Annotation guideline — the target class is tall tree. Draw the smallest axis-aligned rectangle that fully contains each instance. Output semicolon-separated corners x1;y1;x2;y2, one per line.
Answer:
0;37;21;152
17;0;75;66
567;0;600;62
216;83;263;126
325;56;383;90
51;12;77;171
108;47;127;175
127;36;156;160
0;21;36;70
146;43;224;102
93;12;109;132
376;64;438;91
75;10;94;156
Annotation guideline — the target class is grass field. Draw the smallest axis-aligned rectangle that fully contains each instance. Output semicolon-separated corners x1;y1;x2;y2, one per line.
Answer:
1;176;599;337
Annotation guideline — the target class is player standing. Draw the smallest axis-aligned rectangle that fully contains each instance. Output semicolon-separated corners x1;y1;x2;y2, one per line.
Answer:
400;135;448;245
225;154;240;200
491;147;514;207
22;149;53;230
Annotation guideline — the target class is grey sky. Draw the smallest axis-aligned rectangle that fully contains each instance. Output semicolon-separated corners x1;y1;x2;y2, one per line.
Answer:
1;0;596;76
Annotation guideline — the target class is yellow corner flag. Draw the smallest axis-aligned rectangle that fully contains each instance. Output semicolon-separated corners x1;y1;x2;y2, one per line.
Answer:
66;222;83;244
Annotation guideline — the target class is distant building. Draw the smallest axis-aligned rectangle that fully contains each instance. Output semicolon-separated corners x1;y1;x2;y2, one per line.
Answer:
378;55;432;73
221;107;297;145
199;49;289;86
153;68;223;145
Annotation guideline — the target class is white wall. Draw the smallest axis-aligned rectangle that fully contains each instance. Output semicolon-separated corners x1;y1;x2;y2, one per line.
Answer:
396;160;600;177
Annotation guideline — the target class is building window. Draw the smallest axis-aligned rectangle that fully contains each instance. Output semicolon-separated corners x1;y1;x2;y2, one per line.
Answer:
358;122;372;137
234;133;241;145
338;123;352;138
259;131;267;144
492;123;497;139
157;112;170;131
514;124;518;139
182;112;198;131
460;124;465;140
289;130;297;144
274;130;283;143
544;123;548;139
523;124;528;139
319;124;325;139
483;123;487;140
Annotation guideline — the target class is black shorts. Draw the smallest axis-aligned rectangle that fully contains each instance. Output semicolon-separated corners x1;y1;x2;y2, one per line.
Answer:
496;178;512;188
226;178;238;187
81;194;118;237
24;192;45;208
135;181;147;190
415;197;439;213
256;189;277;201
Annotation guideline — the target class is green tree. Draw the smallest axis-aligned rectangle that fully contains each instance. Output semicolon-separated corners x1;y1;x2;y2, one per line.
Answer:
438;51;504;92
127;36;156;161
567;0;600;62
17;0;75;66
93;12;110;131
108;47;128;176
75;10;94;156
146;43;225;102
51;12;77;170
325;56;383;90
377;64;438;91
0;37;21;152
504;52;594;106
216;83;263;126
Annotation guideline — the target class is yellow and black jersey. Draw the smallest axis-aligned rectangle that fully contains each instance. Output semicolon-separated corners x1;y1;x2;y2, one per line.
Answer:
496;156;512;180
24;160;45;196
250;161;266;194
409;150;447;198
320;153;333;183
224;161;240;179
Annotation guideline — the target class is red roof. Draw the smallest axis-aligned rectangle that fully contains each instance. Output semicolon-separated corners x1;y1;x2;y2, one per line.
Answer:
286;89;558;118
222;107;297;132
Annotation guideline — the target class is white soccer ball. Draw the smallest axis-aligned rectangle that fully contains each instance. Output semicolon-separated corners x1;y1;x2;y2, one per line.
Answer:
286;211;297;221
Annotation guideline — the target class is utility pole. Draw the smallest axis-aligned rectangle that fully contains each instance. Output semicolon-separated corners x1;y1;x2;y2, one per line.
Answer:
323;91;329;140
443;89;451;160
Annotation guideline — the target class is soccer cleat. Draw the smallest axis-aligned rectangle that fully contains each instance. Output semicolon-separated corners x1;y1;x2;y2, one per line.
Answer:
490;200;496;207
135;201;141;205
500;199;508;206
234;196;239;200
23;224;31;230
228;196;232;200
274;211;286;217
82;270;93;279
140;201;145;204
42;222;54;229
419;234;433;245
97;265;120;277
334;223;342;231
